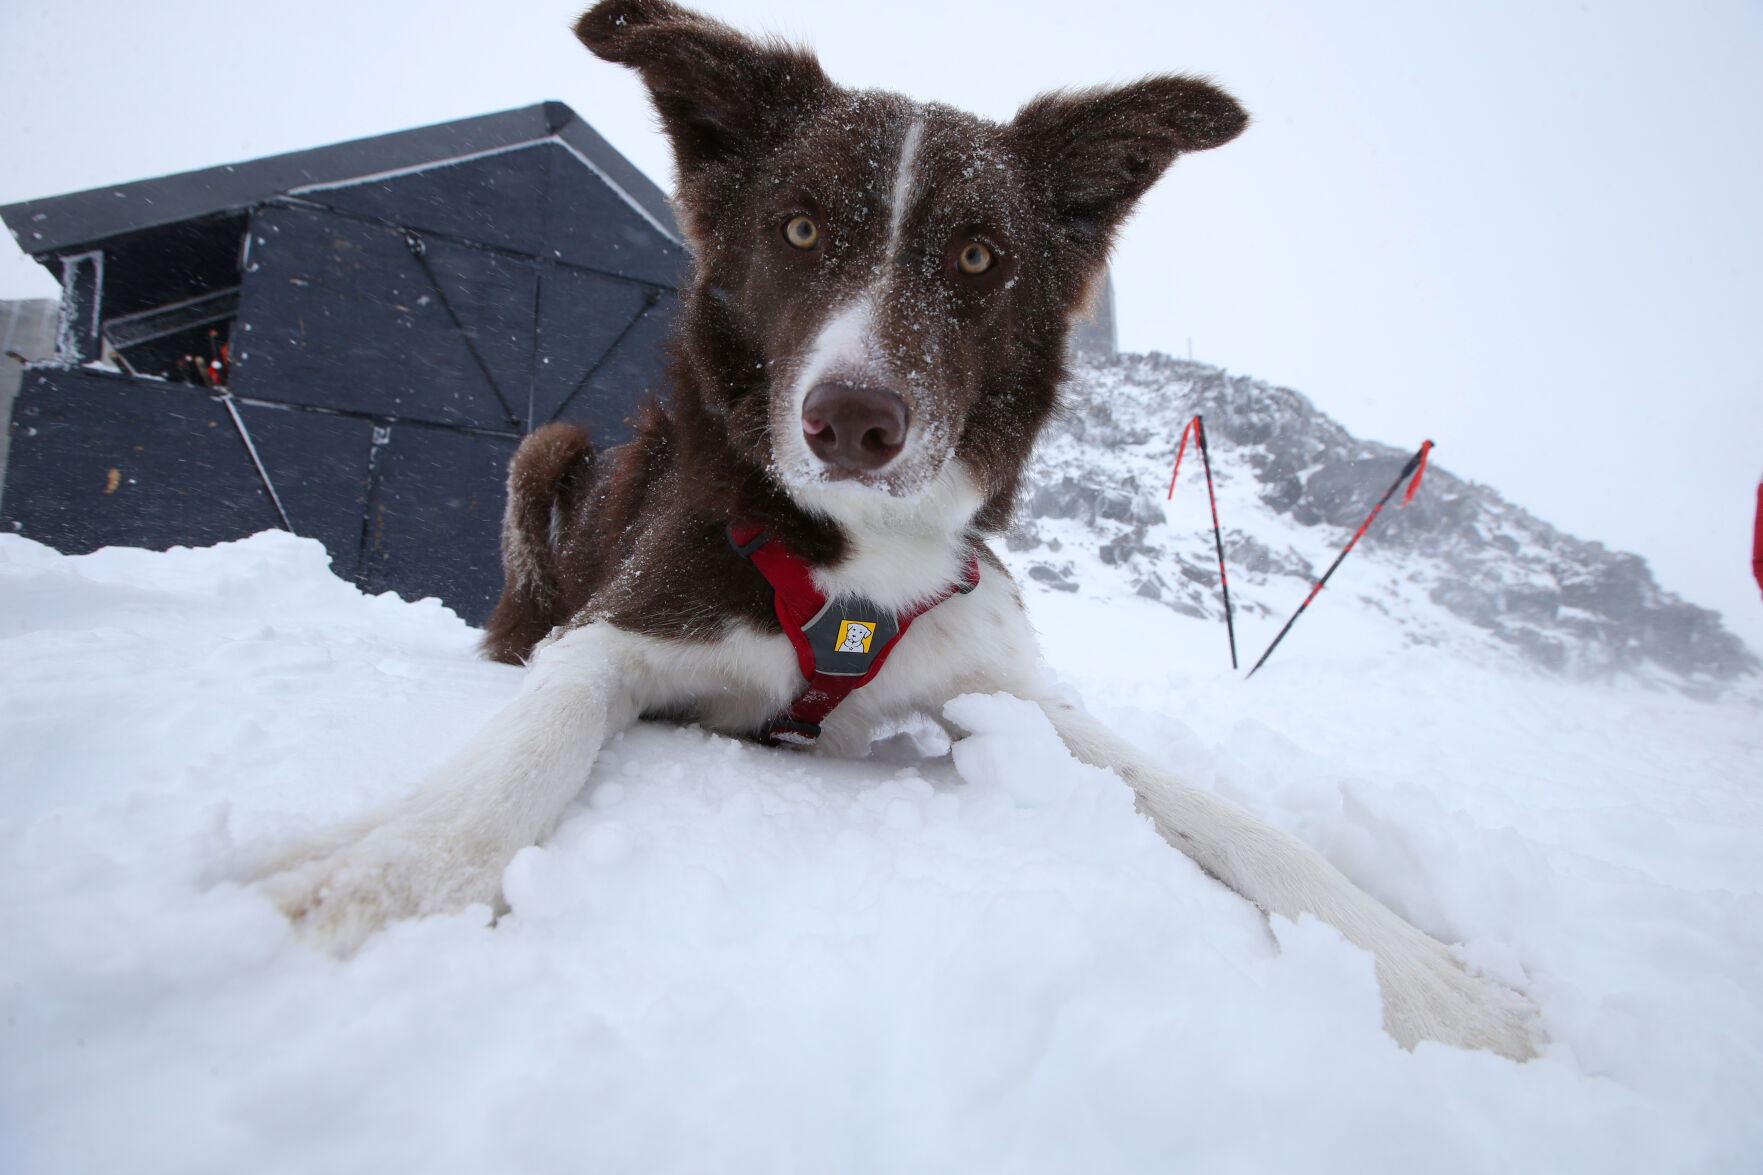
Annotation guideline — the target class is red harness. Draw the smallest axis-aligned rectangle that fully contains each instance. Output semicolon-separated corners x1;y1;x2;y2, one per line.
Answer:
729;524;980;746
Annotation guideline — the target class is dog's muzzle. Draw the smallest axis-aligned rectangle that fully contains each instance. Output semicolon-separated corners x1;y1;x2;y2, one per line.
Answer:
801;381;908;474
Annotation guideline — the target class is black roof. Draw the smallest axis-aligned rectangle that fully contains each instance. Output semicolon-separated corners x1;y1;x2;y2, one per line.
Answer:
1;101;680;265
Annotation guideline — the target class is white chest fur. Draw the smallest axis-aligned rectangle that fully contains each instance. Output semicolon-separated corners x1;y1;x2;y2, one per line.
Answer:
599;547;1039;756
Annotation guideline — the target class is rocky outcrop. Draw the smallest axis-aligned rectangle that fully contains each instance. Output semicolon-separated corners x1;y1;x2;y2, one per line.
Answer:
1008;352;1757;688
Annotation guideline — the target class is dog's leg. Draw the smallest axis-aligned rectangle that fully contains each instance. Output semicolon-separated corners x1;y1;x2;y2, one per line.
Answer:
258;623;639;955
1032;697;1541;1060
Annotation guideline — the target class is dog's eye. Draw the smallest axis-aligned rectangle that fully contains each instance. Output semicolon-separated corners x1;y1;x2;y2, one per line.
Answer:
956;241;994;275
784;215;820;249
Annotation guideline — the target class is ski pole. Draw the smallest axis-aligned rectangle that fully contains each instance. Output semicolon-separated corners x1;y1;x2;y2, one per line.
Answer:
1245;440;1433;679
1194;415;1238;669
1167;413;1239;669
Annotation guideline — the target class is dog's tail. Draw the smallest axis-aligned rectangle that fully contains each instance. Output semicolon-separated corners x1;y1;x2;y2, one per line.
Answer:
482;422;596;665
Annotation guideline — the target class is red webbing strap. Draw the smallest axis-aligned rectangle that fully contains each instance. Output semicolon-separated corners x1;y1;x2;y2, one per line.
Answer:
730;524;980;745
731;522;822;682
1166;415;1199;500
1401;440;1434;506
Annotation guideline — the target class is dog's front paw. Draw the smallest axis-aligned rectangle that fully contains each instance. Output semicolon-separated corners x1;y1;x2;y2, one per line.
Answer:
257;810;508;956
1376;933;1542;1061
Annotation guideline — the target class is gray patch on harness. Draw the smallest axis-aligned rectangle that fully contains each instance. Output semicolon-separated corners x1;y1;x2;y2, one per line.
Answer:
801;597;902;677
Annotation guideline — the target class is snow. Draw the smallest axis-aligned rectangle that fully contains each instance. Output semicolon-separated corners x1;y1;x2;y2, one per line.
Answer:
2;529;1761;1173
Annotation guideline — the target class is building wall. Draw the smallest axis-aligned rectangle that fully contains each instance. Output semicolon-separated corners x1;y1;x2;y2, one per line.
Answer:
1;298;60;517
1067;270;1118;364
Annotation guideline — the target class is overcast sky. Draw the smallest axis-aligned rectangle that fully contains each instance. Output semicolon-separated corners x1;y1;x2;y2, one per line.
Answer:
3;0;1760;650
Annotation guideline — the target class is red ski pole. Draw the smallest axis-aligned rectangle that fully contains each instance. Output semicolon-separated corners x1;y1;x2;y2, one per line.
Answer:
1167;414;1238;668
1245;441;1433;679
1194;415;1238;669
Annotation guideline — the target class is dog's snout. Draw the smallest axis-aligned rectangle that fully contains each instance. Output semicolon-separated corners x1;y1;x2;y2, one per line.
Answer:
802;382;908;473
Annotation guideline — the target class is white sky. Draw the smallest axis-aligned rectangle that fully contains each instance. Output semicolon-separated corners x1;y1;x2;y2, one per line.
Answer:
3;0;1760;651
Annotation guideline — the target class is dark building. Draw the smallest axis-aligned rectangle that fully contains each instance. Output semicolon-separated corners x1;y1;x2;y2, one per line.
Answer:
0;102;683;624
0;298;58;514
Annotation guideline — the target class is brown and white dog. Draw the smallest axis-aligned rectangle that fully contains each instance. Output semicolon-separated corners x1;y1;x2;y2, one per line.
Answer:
259;0;1540;1060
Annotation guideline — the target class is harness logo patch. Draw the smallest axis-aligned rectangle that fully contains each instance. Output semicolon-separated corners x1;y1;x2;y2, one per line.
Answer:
835;620;877;654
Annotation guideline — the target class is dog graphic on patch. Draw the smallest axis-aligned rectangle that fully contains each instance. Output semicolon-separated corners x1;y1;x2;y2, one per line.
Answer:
835;620;876;654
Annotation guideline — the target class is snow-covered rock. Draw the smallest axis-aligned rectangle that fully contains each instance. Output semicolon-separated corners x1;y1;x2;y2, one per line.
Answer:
1014;353;1757;690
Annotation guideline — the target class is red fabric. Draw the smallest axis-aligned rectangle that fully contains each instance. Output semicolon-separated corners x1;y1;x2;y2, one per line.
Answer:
734;524;822;682
1752;481;1763;601
1166;415;1199;500
732;525;979;743
1401;440;1434;506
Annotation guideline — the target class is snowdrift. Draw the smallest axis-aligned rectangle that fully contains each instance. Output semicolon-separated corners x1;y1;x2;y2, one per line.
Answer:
3;525;1760;1173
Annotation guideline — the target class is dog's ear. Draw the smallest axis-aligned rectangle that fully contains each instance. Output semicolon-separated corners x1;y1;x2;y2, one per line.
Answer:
575;0;835;183
1009;77;1248;243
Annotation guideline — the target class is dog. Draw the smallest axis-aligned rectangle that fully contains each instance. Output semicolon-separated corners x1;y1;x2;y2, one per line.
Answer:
258;0;1540;1061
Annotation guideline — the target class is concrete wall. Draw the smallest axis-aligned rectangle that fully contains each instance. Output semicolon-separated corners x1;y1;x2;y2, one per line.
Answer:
2;299;61;517
1067;270;1118;363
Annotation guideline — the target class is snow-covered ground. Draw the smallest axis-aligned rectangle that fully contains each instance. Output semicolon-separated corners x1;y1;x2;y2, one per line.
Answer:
3;529;1760;1173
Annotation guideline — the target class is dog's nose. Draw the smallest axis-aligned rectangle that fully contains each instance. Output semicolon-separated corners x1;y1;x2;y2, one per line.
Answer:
801;382;908;472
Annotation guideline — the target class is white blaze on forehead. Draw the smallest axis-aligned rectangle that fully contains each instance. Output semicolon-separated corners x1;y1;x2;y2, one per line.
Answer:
794;114;927;399
795;294;877;397
886;116;926;259
777;113;941;498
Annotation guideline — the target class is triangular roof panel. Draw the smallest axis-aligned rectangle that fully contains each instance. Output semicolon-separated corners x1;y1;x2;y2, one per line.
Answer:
0;102;681;269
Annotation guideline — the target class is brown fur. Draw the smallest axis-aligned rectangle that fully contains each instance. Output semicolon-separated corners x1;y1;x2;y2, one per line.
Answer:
483;0;1248;665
